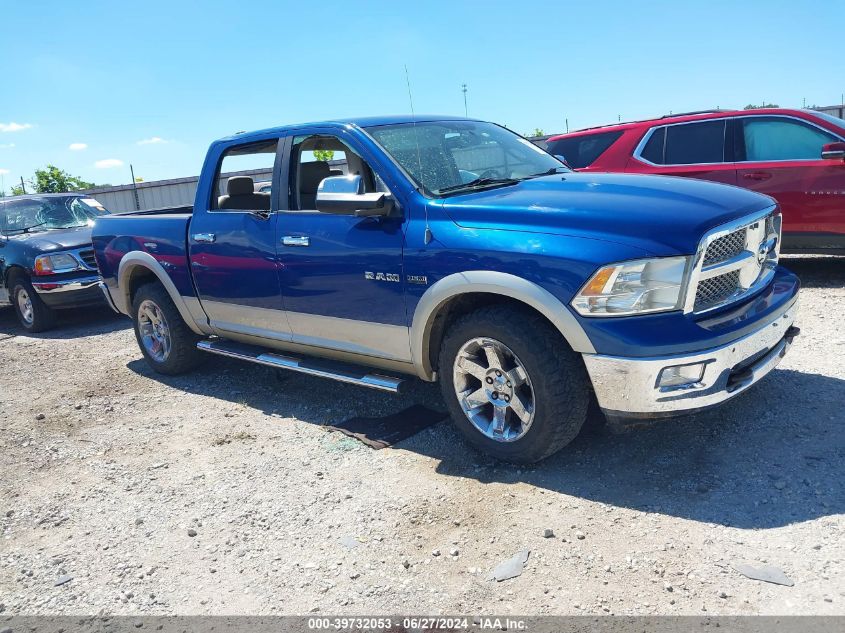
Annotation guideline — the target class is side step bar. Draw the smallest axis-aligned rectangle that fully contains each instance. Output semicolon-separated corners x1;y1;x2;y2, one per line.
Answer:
196;339;405;393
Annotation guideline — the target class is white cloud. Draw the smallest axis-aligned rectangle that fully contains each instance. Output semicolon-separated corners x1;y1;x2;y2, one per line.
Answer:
69;142;88;151
0;122;33;133
0;143;14;149
137;136;167;145
0;168;10;175
95;158;124;169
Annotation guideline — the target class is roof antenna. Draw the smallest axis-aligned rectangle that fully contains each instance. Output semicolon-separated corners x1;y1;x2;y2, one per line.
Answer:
405;64;432;245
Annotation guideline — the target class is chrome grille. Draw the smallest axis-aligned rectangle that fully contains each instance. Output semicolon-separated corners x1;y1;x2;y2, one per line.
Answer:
78;249;97;270
703;228;746;265
694;270;741;311
686;208;781;314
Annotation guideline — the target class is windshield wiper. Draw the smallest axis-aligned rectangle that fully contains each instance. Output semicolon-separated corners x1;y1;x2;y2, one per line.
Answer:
520;166;568;180
7;220;50;234
435;177;520;195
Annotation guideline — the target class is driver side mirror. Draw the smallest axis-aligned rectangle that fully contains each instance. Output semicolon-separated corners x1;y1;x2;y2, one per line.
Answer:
821;142;845;161
315;175;395;217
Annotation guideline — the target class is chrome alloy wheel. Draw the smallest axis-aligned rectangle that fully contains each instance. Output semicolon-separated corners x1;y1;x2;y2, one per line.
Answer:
17;287;34;325
453;337;536;442
138;299;171;362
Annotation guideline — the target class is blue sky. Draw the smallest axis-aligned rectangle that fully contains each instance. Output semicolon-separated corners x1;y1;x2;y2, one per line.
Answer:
1;0;842;190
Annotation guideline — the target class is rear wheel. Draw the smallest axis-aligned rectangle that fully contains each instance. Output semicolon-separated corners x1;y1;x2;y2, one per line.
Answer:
438;304;590;463
11;277;56;333
132;282;203;375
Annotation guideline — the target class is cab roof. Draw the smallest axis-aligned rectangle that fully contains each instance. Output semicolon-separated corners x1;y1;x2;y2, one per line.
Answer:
216;114;479;144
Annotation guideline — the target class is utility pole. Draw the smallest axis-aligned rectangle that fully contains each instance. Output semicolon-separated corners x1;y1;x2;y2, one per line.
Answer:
130;164;140;211
461;84;468;117
19;176;26;195
565;118;569;133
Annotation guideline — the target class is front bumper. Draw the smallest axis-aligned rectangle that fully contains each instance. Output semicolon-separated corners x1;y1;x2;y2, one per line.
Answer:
32;274;104;308
583;299;798;419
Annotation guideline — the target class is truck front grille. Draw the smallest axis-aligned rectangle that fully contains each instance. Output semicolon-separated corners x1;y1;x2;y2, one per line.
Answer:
78;249;97;270
686;208;781;314
703;228;746;265
694;270;741;311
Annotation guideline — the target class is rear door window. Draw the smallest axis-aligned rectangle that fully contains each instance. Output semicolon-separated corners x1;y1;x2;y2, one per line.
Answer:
546;131;622;169
663;120;726;164
740;116;838;161
212;139;278;211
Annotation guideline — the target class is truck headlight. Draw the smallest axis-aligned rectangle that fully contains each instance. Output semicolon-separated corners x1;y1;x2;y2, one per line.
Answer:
571;256;689;316
33;252;81;275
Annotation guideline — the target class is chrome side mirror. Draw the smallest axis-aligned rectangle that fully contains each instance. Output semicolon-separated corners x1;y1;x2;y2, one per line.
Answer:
315;175;395;217
821;141;845;161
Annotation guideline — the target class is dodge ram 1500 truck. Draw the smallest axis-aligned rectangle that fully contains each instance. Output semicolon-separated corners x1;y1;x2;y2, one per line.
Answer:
92;116;800;463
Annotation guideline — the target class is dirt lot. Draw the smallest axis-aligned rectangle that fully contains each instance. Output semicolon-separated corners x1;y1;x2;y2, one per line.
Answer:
1;257;843;616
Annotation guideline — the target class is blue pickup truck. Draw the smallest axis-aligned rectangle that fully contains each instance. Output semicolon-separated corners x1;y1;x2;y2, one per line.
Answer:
92;116;800;462
1;194;109;331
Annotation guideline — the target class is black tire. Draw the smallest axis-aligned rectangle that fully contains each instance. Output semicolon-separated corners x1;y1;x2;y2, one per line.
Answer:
132;282;203;375
438;304;590;463
11;276;56;333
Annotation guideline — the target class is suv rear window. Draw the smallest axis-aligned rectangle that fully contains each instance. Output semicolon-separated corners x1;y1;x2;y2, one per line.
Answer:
546;131;622;169
639;120;726;165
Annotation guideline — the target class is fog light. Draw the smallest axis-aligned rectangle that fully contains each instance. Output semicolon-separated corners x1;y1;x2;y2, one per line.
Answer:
658;362;706;389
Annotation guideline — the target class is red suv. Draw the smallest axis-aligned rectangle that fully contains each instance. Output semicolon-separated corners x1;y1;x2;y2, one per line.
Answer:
546;108;845;254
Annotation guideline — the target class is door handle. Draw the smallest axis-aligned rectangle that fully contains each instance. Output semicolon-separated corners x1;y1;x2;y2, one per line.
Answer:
282;236;310;247
743;172;772;181
192;233;216;243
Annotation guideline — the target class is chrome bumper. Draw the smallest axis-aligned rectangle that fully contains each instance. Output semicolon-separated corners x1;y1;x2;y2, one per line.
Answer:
583;301;798;418
32;275;101;294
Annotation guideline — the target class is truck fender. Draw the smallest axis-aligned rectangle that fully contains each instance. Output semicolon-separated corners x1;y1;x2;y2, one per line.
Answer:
116;251;207;336
410;270;596;380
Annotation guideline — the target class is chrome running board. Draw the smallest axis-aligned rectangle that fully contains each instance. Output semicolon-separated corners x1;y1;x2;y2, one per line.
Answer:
196;339;404;393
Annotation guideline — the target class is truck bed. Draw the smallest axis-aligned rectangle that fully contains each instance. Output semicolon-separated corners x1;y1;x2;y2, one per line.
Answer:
92;211;196;299
111;204;194;216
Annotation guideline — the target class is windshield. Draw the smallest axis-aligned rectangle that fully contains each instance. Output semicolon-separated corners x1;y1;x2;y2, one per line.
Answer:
806;110;845;135
1;196;109;233
366;120;567;196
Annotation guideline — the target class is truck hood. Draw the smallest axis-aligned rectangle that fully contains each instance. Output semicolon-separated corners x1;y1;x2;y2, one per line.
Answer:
8;225;94;252
440;172;775;256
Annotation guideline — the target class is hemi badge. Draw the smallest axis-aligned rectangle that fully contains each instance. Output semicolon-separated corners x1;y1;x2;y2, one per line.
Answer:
407;275;428;285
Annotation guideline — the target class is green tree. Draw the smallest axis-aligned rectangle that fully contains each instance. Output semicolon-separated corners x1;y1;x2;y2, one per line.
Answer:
744;103;779;110
525;128;545;138
11;184;26;195
313;149;334;162
32;164;95;193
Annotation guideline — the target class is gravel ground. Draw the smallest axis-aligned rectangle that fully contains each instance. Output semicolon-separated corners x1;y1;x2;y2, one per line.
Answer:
1;256;843;616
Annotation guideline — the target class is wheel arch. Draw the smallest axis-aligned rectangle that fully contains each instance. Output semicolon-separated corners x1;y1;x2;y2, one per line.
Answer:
4;263;28;287
410;271;595;380
117;251;206;336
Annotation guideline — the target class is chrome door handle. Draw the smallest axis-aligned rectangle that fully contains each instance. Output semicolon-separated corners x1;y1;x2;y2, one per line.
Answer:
192;233;216;243
282;236;310;247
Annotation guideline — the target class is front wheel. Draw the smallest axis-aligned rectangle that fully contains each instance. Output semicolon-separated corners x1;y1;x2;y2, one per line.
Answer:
438;305;590;463
132;282;203;375
12;278;56;333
